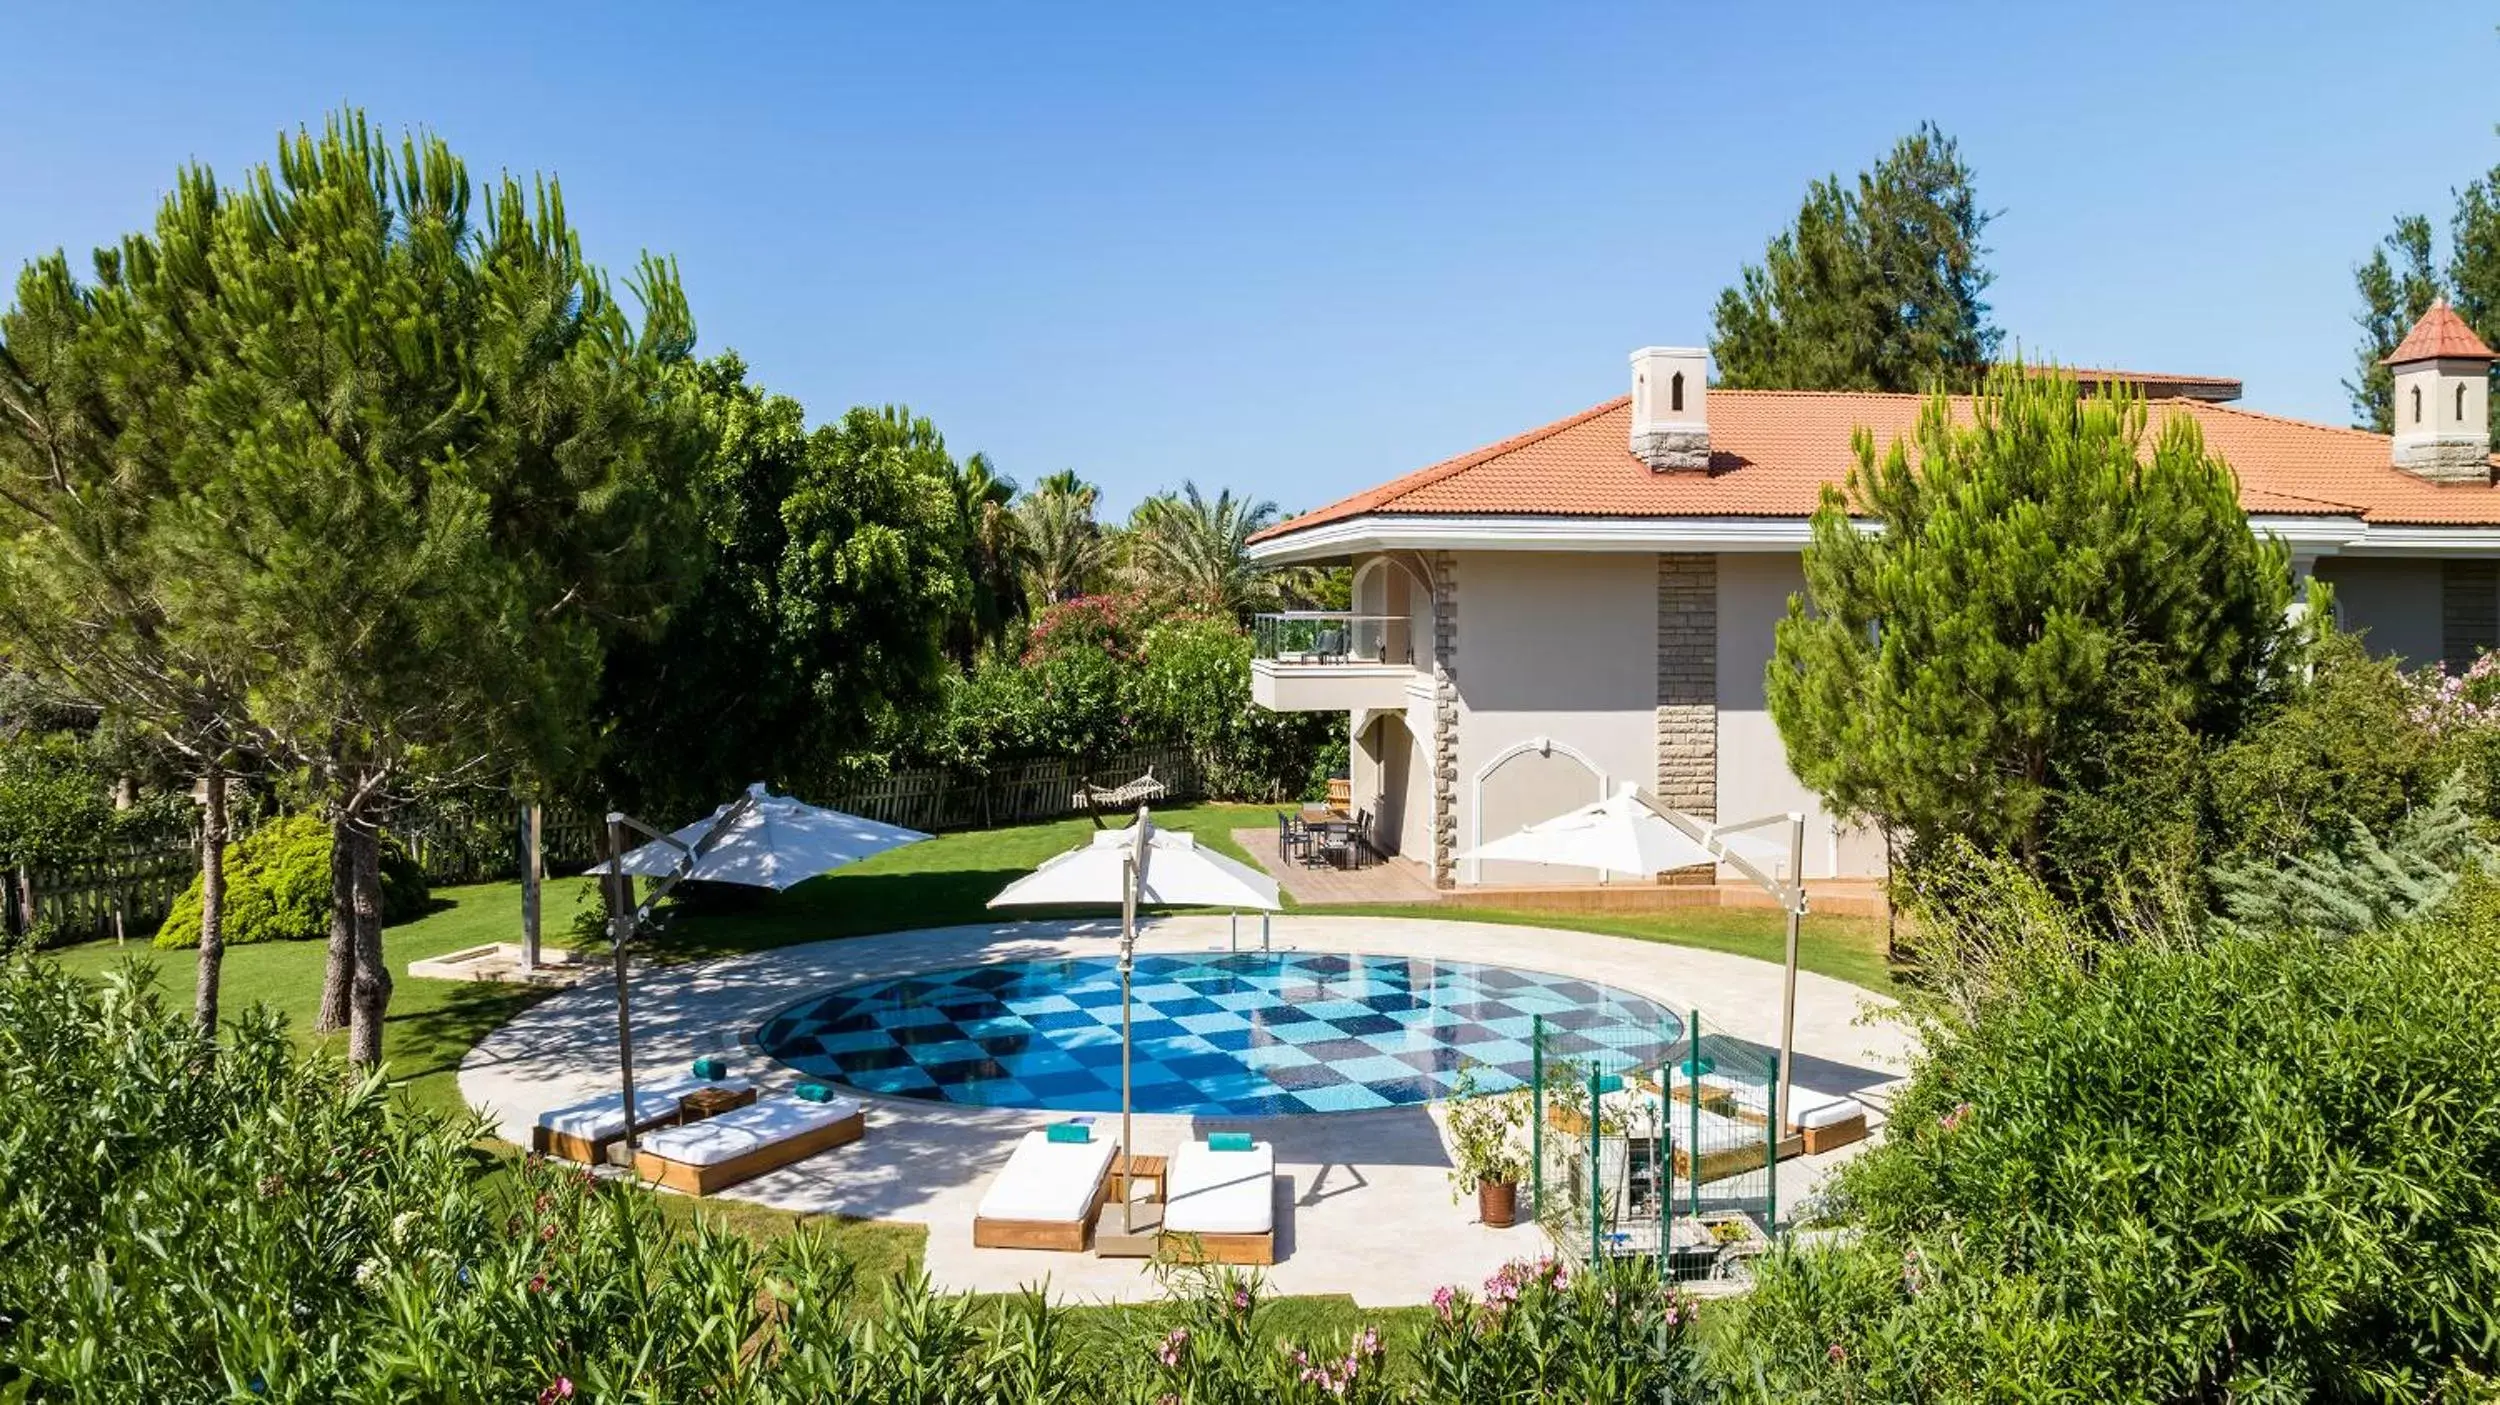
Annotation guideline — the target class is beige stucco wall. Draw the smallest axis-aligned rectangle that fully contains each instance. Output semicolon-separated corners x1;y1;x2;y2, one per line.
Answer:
1714;553;1886;879
2316;556;2443;665
1451;552;1661;884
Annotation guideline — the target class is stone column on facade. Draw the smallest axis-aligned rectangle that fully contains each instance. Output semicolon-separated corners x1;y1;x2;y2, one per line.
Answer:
1655;554;1718;837
1430;551;1460;888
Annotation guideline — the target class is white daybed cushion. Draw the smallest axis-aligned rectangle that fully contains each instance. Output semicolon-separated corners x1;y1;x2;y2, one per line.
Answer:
1164;1140;1275;1236
534;1075;755;1141
1665;1107;1755;1150
976;1130;1119;1223
636;1094;858;1169
1796;1097;1866;1130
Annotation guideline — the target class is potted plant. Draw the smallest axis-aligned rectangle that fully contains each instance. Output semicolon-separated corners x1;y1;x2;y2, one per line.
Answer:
1444;1065;1529;1228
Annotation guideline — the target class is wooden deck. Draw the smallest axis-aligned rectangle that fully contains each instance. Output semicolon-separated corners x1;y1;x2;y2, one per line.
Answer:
1229;829;1441;906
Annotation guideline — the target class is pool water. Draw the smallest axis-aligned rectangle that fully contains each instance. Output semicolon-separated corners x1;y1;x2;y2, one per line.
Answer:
755;952;1682;1117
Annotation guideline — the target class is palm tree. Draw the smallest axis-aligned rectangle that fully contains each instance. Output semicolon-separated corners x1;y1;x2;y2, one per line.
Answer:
946;452;1033;664
1125;481;1283;618
1016;471;1109;605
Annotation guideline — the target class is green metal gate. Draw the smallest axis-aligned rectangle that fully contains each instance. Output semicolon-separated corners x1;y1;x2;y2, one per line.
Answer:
1528;1009;1784;1283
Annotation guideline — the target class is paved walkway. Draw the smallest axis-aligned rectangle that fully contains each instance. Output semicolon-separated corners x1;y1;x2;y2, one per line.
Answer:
459;915;1915;1306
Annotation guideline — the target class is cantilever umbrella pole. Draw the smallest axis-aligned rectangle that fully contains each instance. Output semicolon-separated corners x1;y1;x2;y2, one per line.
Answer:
601;794;758;1157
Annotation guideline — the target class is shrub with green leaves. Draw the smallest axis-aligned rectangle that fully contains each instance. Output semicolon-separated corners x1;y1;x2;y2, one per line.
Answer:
152;812;426;949
1728;877;2500;1401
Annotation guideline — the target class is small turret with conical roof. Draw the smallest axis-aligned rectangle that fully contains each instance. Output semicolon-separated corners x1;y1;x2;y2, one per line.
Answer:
2381;298;2496;483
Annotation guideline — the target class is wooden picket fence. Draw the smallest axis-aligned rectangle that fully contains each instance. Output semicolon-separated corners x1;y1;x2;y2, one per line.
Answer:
824;744;1202;834
3;745;1206;945
5;842;207;947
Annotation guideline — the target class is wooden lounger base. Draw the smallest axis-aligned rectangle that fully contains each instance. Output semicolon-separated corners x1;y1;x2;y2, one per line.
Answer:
633;1111;866;1196
1158;1229;1275;1266
1799;1114;1868;1155
533;1111;677;1167
972;1160;1113;1252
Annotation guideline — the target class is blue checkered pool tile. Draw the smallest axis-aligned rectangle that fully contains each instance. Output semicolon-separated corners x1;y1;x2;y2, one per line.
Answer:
754;953;1683;1116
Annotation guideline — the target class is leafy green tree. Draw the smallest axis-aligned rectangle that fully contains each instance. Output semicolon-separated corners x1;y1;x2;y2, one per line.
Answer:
1767;366;2295;890
1017;470;1109;605
945;452;1032;664
598;359;965;819
1125;482;1281;618
2344;214;2442;431
0;206;259;1034
1713;123;2000;392
4;112;705;1061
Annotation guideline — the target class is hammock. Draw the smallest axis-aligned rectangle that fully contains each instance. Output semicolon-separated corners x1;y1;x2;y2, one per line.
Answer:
1072;768;1167;810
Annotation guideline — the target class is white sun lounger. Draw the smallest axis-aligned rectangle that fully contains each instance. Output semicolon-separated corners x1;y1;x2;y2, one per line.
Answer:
531;1075;755;1164
631;1094;865;1195
973;1129;1120;1252
1161;1139;1276;1265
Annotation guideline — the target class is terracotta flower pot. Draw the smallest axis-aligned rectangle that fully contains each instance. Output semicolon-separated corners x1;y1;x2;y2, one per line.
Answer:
1478;1177;1519;1228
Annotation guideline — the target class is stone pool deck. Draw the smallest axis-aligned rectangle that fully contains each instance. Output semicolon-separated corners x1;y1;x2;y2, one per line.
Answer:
458;914;1915;1307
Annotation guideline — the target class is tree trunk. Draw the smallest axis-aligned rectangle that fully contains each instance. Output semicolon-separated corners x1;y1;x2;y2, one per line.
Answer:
191;757;228;1043
345;820;391;1067
315;809;355;1034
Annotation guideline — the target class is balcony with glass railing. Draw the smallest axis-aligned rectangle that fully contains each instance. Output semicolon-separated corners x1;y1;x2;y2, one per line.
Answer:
1250;612;1422;712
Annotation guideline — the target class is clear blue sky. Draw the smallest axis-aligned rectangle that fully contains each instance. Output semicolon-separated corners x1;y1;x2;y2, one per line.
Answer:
4;2;2494;516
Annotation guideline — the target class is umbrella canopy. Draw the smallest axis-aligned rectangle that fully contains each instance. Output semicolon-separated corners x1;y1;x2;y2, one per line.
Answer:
1457;782;1718;877
605;783;930;891
988;825;1282;912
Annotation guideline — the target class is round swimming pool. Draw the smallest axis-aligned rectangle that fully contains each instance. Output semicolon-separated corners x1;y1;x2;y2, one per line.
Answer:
754;952;1682;1117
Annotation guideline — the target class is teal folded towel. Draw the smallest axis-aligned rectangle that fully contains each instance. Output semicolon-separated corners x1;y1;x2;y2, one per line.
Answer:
1208;1131;1254;1152
1045;1121;1091;1144
794;1082;833;1103
691;1056;728;1081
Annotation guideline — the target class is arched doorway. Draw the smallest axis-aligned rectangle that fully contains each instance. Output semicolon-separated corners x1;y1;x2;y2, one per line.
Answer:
1470;738;1606;886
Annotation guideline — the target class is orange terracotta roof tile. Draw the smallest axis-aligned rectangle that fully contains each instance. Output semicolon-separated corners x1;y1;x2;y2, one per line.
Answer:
2382;300;2496;364
1255;387;2500;542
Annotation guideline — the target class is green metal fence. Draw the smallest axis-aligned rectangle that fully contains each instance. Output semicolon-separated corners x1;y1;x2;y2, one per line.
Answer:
1529;1008;1783;1284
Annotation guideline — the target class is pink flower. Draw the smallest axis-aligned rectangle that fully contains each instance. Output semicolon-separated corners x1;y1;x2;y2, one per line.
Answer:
1431;1284;1457;1321
1231;1287;1251;1313
1827;1342;1848;1365
527;1273;547;1294
1938;1102;1973;1132
535;1378;575;1405
1154;1326;1190;1369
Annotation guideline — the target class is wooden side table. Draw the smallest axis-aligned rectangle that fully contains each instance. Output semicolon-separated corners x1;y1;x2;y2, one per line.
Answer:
680;1084;758;1123
1109;1152;1167;1203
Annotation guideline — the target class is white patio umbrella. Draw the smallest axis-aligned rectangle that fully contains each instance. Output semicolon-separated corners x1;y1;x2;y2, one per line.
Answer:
987;808;1282;1235
591;784;930;1152
1459;782;1812;1135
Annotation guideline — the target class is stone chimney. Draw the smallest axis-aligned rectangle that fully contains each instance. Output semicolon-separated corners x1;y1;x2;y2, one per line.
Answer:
1629;346;1709;472
2382;299;2495;484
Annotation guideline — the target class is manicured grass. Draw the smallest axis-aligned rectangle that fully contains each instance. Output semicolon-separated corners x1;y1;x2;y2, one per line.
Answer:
1303;900;1900;994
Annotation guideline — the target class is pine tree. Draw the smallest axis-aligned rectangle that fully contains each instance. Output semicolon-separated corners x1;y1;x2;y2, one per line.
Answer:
2344;215;2441;432
4;111;706;1063
1712;123;2000;392
1767;366;2295;887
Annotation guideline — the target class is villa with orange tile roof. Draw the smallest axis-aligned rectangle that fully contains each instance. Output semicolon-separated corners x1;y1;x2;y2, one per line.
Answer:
1244;306;2500;888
